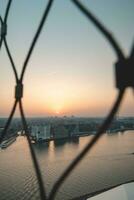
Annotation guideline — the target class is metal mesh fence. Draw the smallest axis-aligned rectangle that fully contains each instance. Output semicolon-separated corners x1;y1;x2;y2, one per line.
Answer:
0;0;134;199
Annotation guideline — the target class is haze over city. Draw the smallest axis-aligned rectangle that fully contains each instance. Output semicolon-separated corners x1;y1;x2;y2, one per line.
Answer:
1;1;134;200
0;0;134;117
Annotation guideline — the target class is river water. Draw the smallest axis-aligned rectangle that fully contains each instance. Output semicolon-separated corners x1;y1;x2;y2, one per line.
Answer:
0;131;134;200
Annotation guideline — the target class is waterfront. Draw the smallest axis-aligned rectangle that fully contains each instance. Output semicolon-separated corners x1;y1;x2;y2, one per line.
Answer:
0;131;134;200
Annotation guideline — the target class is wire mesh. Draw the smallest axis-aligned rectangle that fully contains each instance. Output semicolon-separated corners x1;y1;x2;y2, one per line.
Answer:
0;0;133;200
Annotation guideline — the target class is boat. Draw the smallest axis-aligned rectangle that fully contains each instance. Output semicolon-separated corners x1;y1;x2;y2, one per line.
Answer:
0;137;16;149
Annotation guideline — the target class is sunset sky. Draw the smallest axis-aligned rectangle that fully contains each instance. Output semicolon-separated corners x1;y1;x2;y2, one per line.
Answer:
0;0;134;117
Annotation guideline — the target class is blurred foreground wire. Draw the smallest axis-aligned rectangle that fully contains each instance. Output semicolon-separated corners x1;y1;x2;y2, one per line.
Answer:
0;0;133;199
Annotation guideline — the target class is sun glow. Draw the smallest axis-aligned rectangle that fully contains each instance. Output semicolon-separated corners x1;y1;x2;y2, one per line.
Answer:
56;111;60;115
48;100;65;116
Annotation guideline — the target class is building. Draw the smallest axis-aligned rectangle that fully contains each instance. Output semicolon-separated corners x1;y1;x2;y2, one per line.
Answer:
53;124;69;139
31;125;51;142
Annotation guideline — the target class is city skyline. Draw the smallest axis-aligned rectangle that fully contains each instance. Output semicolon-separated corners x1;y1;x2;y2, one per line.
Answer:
0;0;134;117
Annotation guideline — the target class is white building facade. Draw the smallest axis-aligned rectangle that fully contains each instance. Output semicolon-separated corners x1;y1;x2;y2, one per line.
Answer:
31;125;51;141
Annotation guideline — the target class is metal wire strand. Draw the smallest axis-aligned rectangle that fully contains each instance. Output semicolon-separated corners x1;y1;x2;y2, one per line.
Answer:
0;0;12;50
0;36;2;50
19;100;47;200
4;38;19;82
48;89;125;200
0;16;3;50
0;1;54;199
0;1;132;200
71;0;125;61
130;40;134;59
0;0;17;82
4;0;13;23
0;99;18;143
0;38;2;50
20;0;54;82
0;16;2;24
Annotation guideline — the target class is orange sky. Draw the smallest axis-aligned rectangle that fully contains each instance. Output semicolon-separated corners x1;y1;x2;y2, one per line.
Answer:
0;0;134;117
